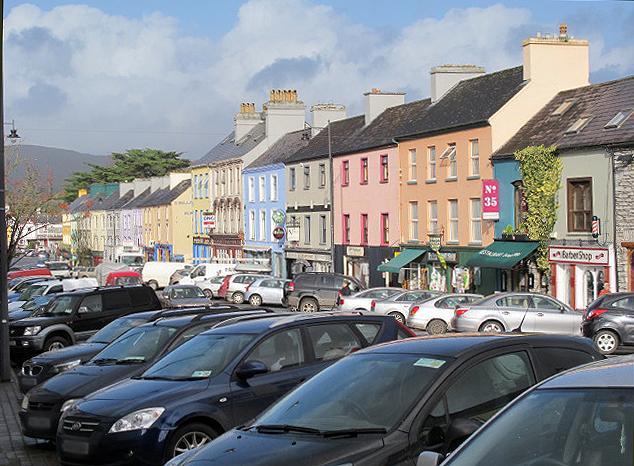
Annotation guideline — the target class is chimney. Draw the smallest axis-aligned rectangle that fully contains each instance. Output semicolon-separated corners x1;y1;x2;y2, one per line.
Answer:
363;89;405;125
264;89;306;144
430;65;485;103
310;103;347;136
522;23;589;88
234;102;263;141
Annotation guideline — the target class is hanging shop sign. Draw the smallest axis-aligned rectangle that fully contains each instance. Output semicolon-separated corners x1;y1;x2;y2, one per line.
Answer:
482;179;500;220
346;246;365;257
428;234;442;252
272;226;285;240
428;251;457;263
272;209;286;226
202;212;216;229
548;246;609;266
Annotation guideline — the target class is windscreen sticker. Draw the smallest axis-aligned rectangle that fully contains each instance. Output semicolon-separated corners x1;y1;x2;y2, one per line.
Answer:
192;370;212;377
414;358;446;369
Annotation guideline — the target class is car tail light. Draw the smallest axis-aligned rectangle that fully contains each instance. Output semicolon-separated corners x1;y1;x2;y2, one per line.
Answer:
455;308;469;318
287;282;295;293
338;297;344;306
410;305;420;317
586;308;608;320
218;276;230;296
370;300;376;311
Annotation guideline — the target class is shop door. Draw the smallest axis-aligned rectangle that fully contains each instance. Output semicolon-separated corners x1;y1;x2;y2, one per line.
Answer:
630;251;634;291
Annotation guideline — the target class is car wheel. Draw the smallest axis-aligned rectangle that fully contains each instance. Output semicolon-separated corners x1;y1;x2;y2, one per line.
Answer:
593;330;619;355
166;423;218;460
232;292;245;304
147;280;159;291
479;320;504;333
426;319;448;335
44;336;69;352
388;311;406;324
300;297;319;313
249;294;263;306
203;289;213;299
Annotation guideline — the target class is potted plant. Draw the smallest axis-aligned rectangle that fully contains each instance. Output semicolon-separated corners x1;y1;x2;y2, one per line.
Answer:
501;225;515;240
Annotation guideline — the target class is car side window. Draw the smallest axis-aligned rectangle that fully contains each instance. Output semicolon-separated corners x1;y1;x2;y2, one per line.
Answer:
496;296;530;308
79;295;103;314
128;288;153;308
348;280;361;293
354;323;381;344
233;276;244;284
398;292;420;302
246;328;305;372
103;290;132;311
532;347;596;377
307;324;362;362
610;296;634;310
436;297;459;309
244;276;260;284
531;296;562;311
49;285;63;293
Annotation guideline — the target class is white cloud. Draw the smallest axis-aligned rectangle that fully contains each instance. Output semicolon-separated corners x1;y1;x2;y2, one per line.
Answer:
4;1;632;158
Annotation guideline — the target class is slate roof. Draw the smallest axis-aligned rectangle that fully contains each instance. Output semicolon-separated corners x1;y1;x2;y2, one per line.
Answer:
195;123;266;166
396;66;526;140
120;188;152;210
245;129;312;170
107;190;134;211
493;75;634;159
67;195;91;214
140;180;191;207
91;191;119;211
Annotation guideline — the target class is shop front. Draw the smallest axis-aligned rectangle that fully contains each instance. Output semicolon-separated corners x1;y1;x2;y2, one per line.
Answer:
337;245;397;288
153;243;173;262
210;234;243;259
548;244;615;309
243;246;273;275
192;235;212;264
286;249;331;276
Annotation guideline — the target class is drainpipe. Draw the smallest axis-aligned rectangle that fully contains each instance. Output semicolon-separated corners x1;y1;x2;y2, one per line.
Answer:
609;147;619;290
328;122;335;272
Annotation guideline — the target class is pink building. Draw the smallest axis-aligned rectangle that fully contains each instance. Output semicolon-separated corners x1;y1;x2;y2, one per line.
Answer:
333;92;431;286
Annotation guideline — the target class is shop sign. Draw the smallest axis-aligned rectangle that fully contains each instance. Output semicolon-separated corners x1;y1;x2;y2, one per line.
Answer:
202;212;216;229
428;234;442;252
272;226;285;240
548;246;609;266
286;251;330;261
346;246;365;257
193;235;212;246
286;226;300;242
482;179;500;220
428;251;457;263
272;209;286;226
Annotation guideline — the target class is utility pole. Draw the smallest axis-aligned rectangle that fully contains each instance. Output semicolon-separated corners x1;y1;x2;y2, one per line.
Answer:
328;121;335;272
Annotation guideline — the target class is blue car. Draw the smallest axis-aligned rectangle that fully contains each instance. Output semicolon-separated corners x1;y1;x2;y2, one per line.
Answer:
57;313;412;465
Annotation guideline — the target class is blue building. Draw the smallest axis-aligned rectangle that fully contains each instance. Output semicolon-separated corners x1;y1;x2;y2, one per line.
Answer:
243;129;311;278
492;158;523;238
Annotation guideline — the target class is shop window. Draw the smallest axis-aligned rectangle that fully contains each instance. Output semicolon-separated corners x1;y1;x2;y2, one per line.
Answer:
360;158;369;184
380;155;389;182
567;178;592;232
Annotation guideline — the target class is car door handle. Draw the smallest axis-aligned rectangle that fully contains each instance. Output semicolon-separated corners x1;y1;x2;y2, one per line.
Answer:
502;311;510;315
536;313;544;317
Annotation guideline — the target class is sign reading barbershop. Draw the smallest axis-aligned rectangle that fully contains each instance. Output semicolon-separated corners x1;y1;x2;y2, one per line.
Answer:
548;246;609;266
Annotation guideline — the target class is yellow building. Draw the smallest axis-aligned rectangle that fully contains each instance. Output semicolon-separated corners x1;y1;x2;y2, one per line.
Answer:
190;165;212;263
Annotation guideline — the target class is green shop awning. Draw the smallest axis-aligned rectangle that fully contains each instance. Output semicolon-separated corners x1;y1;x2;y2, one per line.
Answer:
465;241;539;269
378;248;428;273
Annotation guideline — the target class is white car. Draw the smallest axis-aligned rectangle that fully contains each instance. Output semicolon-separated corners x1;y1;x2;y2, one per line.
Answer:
337;287;403;312
179;262;236;286
142;261;191;290
46;261;72;278
371;290;442;324
407;293;484;334
198;275;226;299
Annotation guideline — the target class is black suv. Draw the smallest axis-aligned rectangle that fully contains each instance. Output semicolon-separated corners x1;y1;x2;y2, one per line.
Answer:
582;292;634;354
17;304;239;393
57;313;414;465
9;285;161;354
286;273;365;312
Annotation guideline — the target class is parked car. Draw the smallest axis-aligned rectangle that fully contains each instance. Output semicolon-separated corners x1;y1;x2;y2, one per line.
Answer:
581;292;634;354
57;313;414;464
9;279;64;308
420;354;633;466
17;304;240;394
198;275;226;298
105;271;143;286
142;261;191;290
45;261;72;278
7;267;52;281
179;263;236;286
8;276;50;292
20;310;269;441
218;273;271;304
244;278;290;306
408;294;484;334
452;292;583;335
286;272;365;313
161;285;211;308
9;285;162;354
168;334;601;466
9;295;57;322
336;287;403;312
169;266;194;285
72;266;96;279
371;289;442;323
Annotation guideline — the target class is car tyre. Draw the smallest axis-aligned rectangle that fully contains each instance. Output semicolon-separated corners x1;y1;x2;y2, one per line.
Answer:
166;422;218;461
479;320;504;333
44;335;69;352
426;319;448;335
147;280;159;290
300;297;319;313
249;294;263;306
388;311;406;324
202;289;213;299
232;292;245;304
593;329;619;355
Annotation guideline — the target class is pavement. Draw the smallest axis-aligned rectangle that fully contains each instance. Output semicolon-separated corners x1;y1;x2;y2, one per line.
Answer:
0;372;58;466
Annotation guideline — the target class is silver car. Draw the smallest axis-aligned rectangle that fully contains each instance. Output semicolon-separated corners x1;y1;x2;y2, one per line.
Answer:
407;293;484;334
244;278;290;306
452;292;583;335
337;287;403;312
198;275;226;298
371;290;442;324
225;274;271;304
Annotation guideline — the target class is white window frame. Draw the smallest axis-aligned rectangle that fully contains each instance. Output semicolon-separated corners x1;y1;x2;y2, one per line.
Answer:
408;149;417;182
428;201;438;234
248;177;255;202
409;201;419;241
470;139;480;177
448;200;459;243
270;174;278;201
248;210;255;240
440;144;457;179
304;215;311;244
259;210;266;241
319;214;327;244
259;176;266;202
427;146;436;180
470;198;482;244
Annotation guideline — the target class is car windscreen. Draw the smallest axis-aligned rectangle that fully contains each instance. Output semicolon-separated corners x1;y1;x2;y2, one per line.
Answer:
33;295;81;316
20;283;51;300
22;296;52;312
210;276;225;284
140;333;255;380
90;325;178;365
444;388;634;466
114;276;142;286
255;352;450;432
88;317;150;344
172;287;205;298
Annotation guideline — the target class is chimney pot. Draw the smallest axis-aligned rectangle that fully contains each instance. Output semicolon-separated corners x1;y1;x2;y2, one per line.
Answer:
559;23;568;39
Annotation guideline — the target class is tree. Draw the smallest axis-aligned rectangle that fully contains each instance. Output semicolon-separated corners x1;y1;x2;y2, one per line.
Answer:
62;148;191;202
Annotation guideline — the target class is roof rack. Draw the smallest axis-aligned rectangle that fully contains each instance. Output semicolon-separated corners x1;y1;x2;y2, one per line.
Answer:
212;312;294;329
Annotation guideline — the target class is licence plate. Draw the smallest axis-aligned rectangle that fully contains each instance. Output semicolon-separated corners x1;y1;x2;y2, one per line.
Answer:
62;439;90;456
28;416;51;430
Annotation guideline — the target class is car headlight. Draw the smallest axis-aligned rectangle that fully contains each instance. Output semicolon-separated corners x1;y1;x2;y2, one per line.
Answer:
60;399;79;413
52;359;81;374
108;407;165;433
21;394;29;410
23;326;42;336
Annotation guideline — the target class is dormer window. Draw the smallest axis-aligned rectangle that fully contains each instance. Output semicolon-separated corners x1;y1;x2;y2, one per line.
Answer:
551;99;576;116
604;109;632;129
565;116;592;135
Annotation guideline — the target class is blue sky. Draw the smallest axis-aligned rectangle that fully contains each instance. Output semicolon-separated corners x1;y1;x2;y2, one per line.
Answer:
4;0;634;157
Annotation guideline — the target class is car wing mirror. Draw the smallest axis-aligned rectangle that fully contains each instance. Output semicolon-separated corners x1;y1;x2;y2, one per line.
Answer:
236;360;269;380
417;451;444;466
78;306;89;314
445;417;483;452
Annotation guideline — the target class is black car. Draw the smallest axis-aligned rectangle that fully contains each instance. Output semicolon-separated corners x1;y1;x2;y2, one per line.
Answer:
17;304;240;393
581;292;634;354
9;285;161;354
169;334;602;466
286;272;365;312
57;313;414;465
20;309;269;440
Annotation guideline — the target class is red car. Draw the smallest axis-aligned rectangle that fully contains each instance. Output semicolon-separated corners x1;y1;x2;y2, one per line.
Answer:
7;268;52;280
105;271;143;286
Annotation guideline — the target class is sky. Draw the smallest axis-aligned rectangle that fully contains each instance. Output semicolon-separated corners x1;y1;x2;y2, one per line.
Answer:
4;0;634;159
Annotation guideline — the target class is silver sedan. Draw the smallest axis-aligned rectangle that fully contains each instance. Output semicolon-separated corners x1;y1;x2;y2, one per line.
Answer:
371;290;442;324
407;293;484;334
452;292;583;335
337;287;403;312
244;278;290;306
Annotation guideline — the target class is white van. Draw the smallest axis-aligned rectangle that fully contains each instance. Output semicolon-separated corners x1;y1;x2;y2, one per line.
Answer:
142;262;190;290
179;263;236;286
